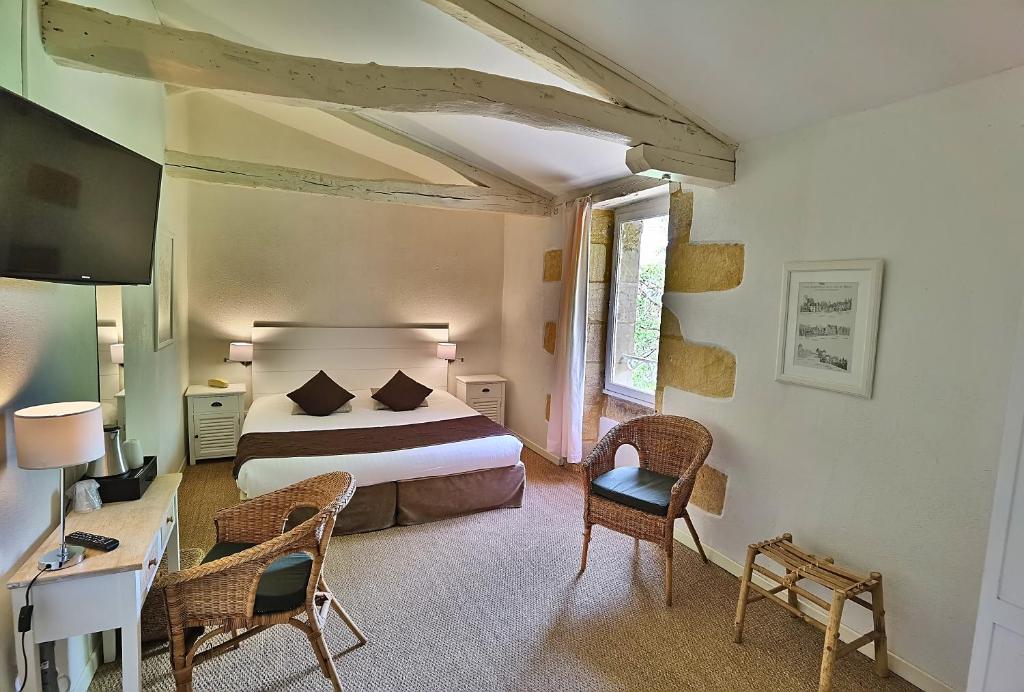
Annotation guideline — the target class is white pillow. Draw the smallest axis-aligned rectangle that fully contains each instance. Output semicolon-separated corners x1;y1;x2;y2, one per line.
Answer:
292;401;351;415
370;387;429;410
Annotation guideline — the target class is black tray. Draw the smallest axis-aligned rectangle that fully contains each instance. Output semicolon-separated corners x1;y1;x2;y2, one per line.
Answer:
90;455;157;503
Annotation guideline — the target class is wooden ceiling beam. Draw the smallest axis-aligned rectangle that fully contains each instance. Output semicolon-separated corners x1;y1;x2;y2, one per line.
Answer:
41;0;734;185
422;0;736;146
554;175;668;207
164;150;553;216
626;144;735;187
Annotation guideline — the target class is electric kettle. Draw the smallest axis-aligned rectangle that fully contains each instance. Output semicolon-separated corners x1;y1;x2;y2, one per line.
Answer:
86;425;129;478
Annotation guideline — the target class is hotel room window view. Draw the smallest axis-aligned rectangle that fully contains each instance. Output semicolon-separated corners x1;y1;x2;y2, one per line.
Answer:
1;2;1023;692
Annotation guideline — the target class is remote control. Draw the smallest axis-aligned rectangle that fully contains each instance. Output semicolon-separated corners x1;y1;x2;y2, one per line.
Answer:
65;531;119;552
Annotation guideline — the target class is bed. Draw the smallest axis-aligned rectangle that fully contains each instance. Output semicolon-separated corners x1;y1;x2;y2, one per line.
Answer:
236;325;525;534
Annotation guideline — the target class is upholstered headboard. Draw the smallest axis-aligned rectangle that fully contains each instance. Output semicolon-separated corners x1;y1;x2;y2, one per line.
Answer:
250;325;449;399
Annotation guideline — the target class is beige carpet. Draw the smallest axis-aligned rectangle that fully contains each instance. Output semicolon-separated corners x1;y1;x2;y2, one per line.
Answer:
91;452;918;692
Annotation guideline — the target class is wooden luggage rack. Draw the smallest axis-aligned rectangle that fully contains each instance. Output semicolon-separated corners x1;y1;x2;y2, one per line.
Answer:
733;533;888;692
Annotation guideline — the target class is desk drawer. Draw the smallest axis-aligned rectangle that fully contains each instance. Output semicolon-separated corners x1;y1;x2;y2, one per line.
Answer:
193;395;239;414
160;496;177;547
142;530;163;596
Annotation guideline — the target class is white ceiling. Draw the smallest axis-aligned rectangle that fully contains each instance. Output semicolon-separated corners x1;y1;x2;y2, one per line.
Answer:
155;0;1024;195
494;0;1024;142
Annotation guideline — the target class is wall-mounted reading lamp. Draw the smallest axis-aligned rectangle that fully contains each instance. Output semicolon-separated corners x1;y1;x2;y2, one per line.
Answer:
436;342;463;363
225;341;253;367
110;343;124;367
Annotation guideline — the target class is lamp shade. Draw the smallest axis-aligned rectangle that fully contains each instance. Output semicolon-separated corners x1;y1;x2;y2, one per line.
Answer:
13;402;105;470
110;342;124;365
437;342;457;361
228;342;254;363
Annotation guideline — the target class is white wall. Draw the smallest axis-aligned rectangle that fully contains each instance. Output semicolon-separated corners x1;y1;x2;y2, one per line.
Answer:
662;66;1024;690
500;214;563;449
0;0;178;687
175;94;506;395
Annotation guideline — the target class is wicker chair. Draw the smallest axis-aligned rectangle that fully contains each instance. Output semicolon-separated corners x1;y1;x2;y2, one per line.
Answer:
579;415;713;606
161;472;365;692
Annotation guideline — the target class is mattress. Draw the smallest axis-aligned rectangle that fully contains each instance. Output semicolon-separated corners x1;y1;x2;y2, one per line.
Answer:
236;389;523;497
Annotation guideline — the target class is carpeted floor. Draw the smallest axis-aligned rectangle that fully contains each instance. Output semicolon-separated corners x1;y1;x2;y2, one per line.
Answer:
91;451;918;692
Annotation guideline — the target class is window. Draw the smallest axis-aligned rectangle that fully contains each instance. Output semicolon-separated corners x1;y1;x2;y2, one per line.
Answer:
604;196;669;405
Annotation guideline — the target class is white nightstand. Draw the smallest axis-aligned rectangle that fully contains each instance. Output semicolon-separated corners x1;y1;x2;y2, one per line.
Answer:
185;384;246;464
455;375;507;425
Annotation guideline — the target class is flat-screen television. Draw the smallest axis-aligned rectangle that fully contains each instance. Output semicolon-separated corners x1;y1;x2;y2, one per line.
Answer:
0;86;161;285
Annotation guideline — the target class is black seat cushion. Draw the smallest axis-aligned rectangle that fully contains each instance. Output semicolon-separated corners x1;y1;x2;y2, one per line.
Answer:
590;467;677;516
202;542;314;615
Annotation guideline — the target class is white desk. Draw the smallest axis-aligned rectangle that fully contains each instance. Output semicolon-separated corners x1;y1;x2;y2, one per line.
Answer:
7;474;181;692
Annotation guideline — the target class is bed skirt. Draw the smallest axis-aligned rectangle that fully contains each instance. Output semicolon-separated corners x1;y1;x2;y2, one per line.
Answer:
288;463;526;535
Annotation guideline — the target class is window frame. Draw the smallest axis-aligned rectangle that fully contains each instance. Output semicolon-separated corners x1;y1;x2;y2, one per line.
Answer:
603;195;670;407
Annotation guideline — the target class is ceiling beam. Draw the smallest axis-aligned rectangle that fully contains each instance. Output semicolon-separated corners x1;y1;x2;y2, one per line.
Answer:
331;113;553;199
626;144;734;187
164;150;553;216
422;0;736;147
41;0;734;185
554;175;668;207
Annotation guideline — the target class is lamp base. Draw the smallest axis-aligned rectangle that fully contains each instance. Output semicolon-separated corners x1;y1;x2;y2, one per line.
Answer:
37;544;85;571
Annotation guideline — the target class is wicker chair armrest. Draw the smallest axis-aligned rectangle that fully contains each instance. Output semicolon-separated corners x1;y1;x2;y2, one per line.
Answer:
162;527;317;627
667;471;699;520
580;447;615;484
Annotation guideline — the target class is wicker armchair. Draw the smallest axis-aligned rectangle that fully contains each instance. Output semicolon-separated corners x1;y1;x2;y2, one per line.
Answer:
161;472;365;692
579;415;713;606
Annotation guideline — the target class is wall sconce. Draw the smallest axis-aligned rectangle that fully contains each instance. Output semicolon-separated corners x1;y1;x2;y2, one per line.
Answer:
225;341;253;367
110;343;124;367
436;342;463;363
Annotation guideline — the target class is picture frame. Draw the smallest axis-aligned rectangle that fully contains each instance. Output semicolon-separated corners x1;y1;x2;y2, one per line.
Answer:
775;259;883;398
153;233;174;350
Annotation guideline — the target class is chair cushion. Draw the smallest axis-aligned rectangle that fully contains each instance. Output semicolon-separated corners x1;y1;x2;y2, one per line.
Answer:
202;542;314;615
590;467;677;516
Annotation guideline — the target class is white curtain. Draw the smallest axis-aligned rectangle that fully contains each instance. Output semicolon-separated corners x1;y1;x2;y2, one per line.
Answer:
546;197;592;464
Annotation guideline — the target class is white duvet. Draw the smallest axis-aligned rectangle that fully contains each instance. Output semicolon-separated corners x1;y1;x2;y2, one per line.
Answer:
236;390;523;497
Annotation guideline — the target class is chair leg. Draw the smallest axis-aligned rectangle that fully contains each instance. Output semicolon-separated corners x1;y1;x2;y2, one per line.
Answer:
664;547;673;607
819;591;846;692
682;511;709;564
871;575;889;678
331;599;368;645
579;524;592;574
734;545;756;643
306;610;343;692
168;628;193;692
172;665;194;692
320;577;368;645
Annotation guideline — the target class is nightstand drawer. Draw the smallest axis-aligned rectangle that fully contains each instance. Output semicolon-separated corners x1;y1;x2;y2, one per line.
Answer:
466;382;504;400
192;395;239;415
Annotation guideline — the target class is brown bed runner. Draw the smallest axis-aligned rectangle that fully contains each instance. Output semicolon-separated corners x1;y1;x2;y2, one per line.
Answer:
233;415;511;478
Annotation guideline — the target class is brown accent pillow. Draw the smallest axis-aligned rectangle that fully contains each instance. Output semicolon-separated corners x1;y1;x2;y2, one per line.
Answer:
372;370;432;412
287;371;354;416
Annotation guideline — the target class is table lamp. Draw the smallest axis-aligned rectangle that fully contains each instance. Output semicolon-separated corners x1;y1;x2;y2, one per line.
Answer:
14;402;105;570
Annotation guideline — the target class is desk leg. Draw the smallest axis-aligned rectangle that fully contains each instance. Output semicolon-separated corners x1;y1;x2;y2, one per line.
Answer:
102;629;117;664
121;615;142;692
11;588;42;692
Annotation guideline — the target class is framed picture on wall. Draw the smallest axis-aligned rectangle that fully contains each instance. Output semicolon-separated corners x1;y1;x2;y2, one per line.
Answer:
776;259;883;398
153;233;174;350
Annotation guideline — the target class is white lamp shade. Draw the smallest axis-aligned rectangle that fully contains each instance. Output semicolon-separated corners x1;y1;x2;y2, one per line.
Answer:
228;342;254;363
437;342;457;360
13;402;105;470
110;342;125;365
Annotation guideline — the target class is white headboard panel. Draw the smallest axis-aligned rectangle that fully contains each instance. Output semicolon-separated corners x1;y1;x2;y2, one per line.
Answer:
251;326;449;399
